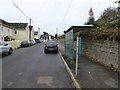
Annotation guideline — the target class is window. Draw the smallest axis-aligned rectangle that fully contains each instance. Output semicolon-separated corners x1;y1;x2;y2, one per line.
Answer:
14;29;17;34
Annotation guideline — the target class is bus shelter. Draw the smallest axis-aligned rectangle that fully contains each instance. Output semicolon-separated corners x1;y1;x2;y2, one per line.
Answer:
64;25;93;60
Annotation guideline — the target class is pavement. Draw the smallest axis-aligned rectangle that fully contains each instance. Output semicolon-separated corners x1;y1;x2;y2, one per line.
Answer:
2;43;75;88
58;44;119;89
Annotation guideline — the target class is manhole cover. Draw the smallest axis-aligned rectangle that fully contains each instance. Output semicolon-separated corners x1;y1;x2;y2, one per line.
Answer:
37;76;55;88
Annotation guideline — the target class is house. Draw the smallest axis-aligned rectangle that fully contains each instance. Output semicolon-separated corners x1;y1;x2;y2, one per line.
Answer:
9;23;34;42
40;32;54;42
0;19;16;42
0;18;34;43
34;31;39;39
49;35;54;40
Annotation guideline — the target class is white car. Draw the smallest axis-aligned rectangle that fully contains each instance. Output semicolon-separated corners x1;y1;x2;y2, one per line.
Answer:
0;43;13;55
30;39;36;45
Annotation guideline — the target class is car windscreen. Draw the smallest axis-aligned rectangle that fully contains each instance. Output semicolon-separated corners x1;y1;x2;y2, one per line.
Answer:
21;41;28;44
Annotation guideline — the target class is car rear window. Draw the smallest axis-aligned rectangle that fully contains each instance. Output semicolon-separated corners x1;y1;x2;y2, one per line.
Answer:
46;42;57;46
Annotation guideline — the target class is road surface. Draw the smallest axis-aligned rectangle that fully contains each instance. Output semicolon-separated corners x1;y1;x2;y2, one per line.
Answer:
2;43;74;88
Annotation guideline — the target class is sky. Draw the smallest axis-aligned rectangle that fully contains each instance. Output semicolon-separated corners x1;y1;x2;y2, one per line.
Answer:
0;0;117;35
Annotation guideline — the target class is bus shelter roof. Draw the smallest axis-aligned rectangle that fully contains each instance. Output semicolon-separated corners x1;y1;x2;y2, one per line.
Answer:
64;25;93;34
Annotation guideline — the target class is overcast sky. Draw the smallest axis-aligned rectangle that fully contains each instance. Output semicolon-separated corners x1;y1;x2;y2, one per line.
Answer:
0;0;117;35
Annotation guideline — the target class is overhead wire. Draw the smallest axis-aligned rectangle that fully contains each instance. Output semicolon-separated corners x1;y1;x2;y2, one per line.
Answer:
10;0;39;29
58;0;73;28
10;0;30;19
10;0;73;34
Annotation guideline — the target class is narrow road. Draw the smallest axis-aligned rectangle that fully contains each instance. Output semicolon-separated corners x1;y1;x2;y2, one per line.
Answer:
2;43;74;88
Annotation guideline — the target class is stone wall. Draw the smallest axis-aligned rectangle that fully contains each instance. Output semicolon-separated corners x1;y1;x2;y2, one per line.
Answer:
58;39;65;55
58;39;119;70
58;39;64;46
81;40;119;69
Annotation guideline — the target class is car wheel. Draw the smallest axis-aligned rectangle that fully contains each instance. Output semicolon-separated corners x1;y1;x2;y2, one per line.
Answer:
28;44;31;47
55;50;58;53
8;48;13;55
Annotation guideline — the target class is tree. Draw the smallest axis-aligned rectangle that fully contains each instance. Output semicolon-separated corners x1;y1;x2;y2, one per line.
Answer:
100;7;117;21
55;34;57;39
85;8;97;27
57;34;65;39
87;17;95;25
99;7;119;28
4;36;11;41
43;32;48;35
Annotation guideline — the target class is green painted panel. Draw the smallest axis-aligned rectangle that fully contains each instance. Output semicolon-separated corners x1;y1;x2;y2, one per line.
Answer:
65;29;75;60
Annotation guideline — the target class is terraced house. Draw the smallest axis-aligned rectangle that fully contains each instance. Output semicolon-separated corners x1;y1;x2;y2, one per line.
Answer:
0;19;15;42
0;18;34;43
34;31;39;39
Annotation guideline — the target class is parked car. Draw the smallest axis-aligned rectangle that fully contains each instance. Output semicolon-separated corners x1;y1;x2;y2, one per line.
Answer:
44;41;58;53
0;43;13;55
20;40;32;47
40;39;44;42
34;39;41;43
30;39;36;45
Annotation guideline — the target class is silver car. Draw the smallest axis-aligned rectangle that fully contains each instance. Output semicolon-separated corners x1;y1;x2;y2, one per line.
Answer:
30;39;36;45
0;43;13;55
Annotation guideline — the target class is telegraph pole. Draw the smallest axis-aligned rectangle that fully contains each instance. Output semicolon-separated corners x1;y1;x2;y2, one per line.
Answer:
38;27;40;39
30;18;31;26
55;28;58;39
29;19;32;41
56;28;58;34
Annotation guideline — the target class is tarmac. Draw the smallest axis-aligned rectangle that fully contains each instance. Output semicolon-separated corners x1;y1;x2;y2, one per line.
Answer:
58;44;119;89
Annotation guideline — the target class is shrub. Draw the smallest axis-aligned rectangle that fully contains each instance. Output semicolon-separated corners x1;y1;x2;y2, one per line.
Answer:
4;36;11;41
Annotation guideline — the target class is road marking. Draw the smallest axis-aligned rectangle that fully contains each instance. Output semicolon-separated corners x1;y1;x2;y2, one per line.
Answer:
7;82;13;87
18;72;23;76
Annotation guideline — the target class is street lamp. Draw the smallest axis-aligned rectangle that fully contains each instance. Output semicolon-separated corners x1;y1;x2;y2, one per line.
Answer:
38;27;40;39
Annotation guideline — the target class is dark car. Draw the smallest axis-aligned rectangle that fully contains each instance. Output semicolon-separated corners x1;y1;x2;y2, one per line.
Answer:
44;41;58;53
21;40;32;47
34;39;41;43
